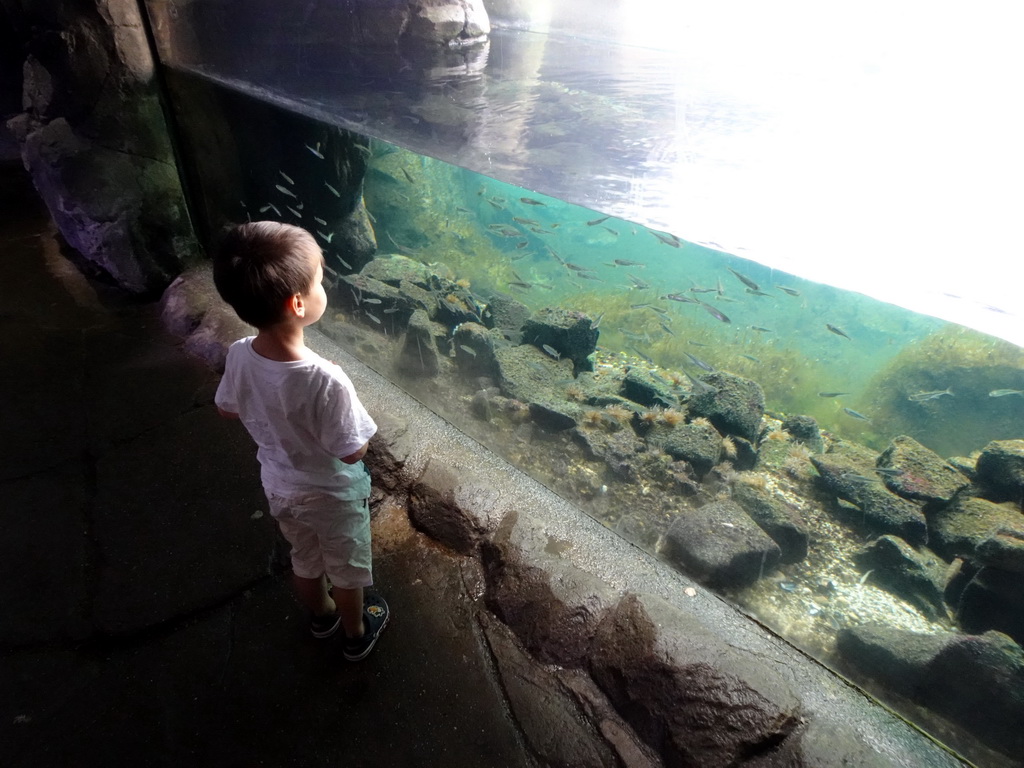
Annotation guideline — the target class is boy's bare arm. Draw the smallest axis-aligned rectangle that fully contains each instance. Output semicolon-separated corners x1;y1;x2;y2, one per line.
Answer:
340;441;369;464
218;407;240;419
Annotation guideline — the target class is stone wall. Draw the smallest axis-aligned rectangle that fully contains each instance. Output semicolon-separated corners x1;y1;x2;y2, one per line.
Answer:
4;0;198;294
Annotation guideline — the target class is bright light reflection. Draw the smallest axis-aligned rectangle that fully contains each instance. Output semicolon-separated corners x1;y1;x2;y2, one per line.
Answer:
614;0;1024;345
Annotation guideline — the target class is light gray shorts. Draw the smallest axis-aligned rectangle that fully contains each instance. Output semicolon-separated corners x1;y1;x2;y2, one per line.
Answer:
266;492;373;589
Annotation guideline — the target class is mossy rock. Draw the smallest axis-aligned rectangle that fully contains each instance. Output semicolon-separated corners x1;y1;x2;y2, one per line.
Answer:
732;476;809;563
687;371;765;442
663;421;722;478
976;439;1024;502
854;535;949;620
522;307;598;374
930;493;1024;567
877;435;969;504
361;253;432;288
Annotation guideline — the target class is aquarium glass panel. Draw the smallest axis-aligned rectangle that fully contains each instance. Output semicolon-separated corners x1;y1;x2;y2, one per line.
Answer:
148;3;1024;765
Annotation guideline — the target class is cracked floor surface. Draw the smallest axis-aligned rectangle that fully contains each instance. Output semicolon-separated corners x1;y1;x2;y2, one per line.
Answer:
0;161;534;768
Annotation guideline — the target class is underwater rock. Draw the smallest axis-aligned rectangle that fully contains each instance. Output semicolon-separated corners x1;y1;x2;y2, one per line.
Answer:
360;253;433;288
728;436;758;472
662;421;723;479
854;536;949;620
876;435;968;504
335;273;396;307
686;371;765;443
528;401;578;434
332;200;377;273
588;593;804;768
781;415;824;454
975;439;1024;502
435;282;486;327
398;279;438;317
811;452;928;544
929;493;1024;567
522;307;598;374
731;476;809;564
571;425;645;482
836;625;1024;759
485;292;531;343
956;566;1024;646
620;367;678;409
395;309;447;377
663;500;781;588
452;322;502;379
493;343;575;405
947;455;978;481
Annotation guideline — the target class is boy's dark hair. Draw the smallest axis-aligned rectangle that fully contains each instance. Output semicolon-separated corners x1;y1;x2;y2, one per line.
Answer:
213;221;321;328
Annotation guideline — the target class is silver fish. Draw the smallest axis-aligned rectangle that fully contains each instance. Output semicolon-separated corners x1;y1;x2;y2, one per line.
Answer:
843;407;870;421
324;182;341;197
305;143;325;159
541;344;560;360
908;388;953;402
989;389;1024;397
684;352;715;372
275;184;297;198
727;267;759;291
286;206;302;218
279;171;294;185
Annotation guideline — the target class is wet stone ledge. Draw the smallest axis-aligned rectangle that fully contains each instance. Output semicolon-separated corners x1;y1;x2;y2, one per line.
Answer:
164;268;968;768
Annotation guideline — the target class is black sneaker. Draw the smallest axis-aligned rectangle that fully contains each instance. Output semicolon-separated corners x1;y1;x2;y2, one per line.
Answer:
343;594;390;661
310;612;342;639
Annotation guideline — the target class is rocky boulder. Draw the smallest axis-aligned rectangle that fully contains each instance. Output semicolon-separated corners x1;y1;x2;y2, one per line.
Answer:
662;421;723;478
836;625;1024;759
395;309;448;377
811;452;928;544
929;493;1024;568
687;371;764;442
854;536;949;620
589;593;804;767
975;439;1024;502
522;307;598;374
7;2;198;294
876;435;968;504
663;500;781;588
731;475;809;564
620;367;678;409
955;566;1024;646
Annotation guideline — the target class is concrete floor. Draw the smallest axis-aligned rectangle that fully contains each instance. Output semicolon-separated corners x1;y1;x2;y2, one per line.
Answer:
0;161;536;768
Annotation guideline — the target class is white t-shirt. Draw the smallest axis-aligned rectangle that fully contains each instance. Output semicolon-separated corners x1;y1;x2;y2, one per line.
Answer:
215;337;377;500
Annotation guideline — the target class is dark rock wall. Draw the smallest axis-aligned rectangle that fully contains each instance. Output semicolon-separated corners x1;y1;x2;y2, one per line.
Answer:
4;0;199;294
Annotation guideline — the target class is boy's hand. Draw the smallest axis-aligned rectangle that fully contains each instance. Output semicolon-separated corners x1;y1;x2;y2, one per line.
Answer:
217;407;240;419
340;441;369;464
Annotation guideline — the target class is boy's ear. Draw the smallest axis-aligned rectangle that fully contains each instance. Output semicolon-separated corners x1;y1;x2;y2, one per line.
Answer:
286;292;305;318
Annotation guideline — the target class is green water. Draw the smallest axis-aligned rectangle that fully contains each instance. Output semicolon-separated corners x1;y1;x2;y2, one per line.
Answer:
362;141;1023;458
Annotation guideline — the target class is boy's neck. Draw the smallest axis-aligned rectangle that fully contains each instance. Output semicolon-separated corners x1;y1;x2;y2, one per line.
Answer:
252;324;309;362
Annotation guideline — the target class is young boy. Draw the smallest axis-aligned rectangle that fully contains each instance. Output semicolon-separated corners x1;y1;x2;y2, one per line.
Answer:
212;220;389;661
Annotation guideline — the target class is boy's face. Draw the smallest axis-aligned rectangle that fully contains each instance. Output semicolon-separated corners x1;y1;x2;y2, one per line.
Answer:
299;248;328;326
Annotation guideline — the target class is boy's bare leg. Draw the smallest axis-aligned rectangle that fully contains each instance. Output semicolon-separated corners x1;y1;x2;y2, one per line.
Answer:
292;572;335;616
333;586;366;638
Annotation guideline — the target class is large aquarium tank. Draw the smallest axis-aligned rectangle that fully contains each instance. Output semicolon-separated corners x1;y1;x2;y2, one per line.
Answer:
144;1;1024;764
